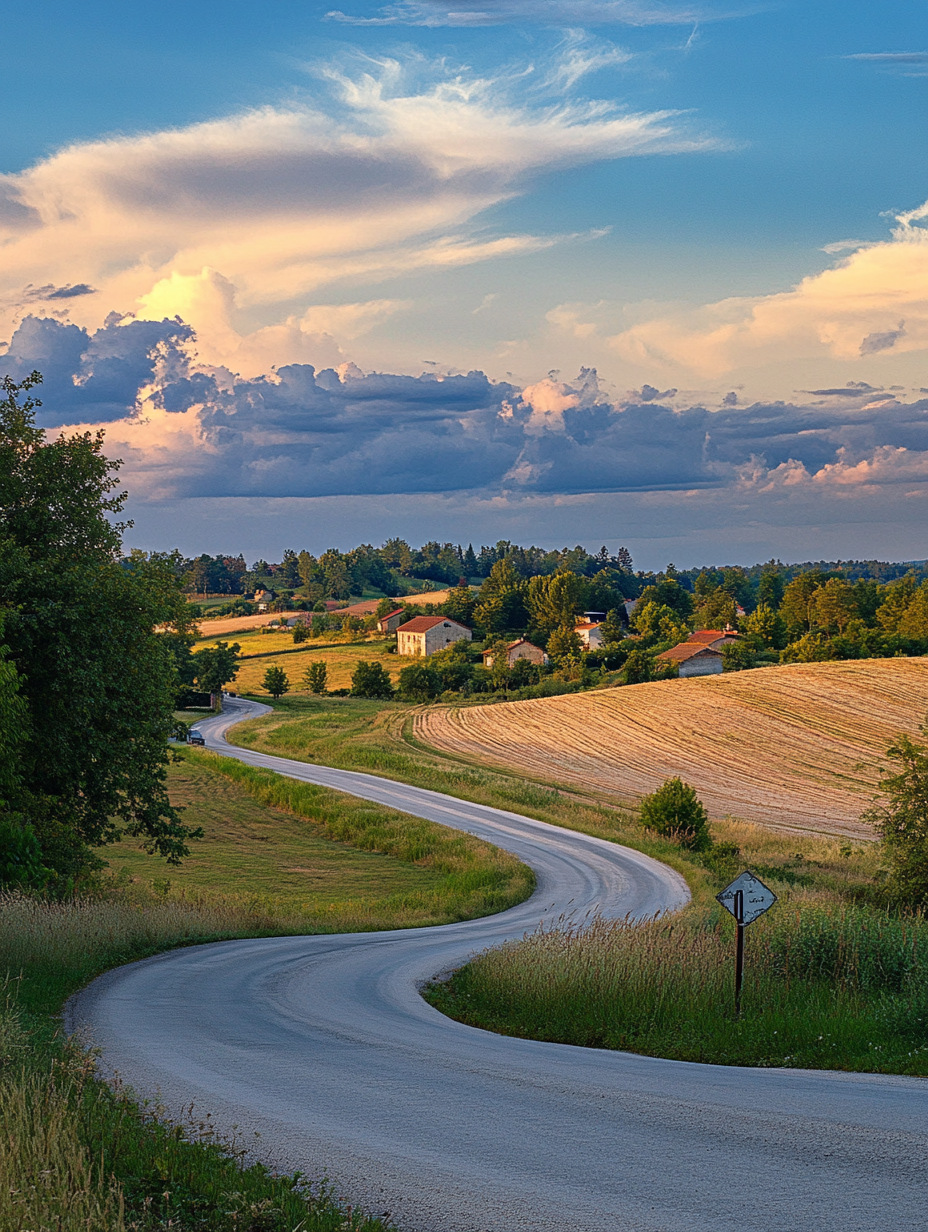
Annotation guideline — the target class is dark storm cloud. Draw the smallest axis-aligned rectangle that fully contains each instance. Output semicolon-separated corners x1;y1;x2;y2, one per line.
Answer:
5;314;928;499
1;314;194;425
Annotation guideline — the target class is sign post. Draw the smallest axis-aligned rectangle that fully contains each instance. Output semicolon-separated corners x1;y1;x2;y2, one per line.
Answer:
716;872;777;1017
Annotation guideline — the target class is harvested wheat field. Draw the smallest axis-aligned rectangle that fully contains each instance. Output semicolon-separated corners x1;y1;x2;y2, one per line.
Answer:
416;659;928;839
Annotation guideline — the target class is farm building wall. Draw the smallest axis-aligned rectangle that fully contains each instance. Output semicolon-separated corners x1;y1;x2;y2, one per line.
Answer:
679;654;723;678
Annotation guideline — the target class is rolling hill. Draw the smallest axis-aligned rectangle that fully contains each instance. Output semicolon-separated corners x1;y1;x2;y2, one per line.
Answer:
416;659;928;839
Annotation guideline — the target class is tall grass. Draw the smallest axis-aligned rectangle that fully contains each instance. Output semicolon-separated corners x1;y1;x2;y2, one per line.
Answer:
0;898;395;1232
425;903;928;1073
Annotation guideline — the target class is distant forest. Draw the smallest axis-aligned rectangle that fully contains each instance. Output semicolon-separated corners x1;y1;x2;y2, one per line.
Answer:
134;539;928;604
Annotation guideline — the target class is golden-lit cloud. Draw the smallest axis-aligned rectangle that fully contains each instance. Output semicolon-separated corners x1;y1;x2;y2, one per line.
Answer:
0;55;711;366
606;201;928;379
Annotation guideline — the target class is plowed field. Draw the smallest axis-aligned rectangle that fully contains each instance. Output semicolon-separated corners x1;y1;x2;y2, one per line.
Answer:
416;659;928;839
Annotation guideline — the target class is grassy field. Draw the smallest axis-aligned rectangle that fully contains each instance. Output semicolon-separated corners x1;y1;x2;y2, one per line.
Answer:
226;694;885;908
192;628;411;693
104;748;533;931
424;902;928;1075
416;659;928;839
1;745;533;1232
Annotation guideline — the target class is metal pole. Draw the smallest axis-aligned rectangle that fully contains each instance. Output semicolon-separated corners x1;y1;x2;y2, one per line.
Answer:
734;889;744;1018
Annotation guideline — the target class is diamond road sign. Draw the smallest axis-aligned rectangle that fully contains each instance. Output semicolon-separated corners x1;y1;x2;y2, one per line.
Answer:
716;871;777;926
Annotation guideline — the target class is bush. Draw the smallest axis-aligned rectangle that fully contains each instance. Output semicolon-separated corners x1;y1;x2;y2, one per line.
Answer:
398;662;441;701
639;777;712;852
292;622;309;643
351;660;395;699
0;816;48;888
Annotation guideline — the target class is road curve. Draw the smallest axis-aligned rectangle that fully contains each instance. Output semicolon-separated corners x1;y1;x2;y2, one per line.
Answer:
69;699;927;1232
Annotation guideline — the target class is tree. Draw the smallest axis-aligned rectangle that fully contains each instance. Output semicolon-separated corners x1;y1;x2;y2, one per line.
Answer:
262;665;290;699
398;662;442;701
351;660;395;698
192;641;241;694
632;600;688;645
292;622;309;643
780;572;824;638
600;608;626;644
721;641;756;671
526;571;586;633
441;584;477;627
756;570;785;610
0;371;201;873
742;603;787;650
861;723;928;905
623;648;656;685
812;577;858;635
635;579;693;622
303;661;328;694
639;777;712;852
693;589;738;631
547;624;583;663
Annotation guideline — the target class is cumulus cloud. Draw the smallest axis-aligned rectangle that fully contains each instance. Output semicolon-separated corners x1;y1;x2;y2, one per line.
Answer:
10;314;928;510
0;54;714;361
601;200;928;378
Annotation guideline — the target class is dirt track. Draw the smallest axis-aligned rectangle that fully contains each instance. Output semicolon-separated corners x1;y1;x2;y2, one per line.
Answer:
416;659;928;839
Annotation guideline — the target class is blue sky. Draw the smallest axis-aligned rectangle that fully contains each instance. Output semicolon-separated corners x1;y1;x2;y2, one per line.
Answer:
1;1;926;567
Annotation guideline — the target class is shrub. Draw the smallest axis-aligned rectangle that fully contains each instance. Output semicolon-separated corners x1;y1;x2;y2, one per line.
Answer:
639;776;712;852
398;662;441;701
351;660;395;699
292;622;309;643
0;816;48;889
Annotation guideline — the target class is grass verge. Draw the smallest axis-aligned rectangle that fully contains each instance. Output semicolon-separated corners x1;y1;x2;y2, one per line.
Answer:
226;695;884;909
423;904;928;1074
2;751;534;1231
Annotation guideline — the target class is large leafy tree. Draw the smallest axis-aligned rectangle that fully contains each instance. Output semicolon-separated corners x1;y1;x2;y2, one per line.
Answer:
862;723;928;906
0;372;201;875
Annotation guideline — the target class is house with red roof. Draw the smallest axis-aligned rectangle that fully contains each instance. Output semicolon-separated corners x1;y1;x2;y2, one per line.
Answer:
396;616;472;657
656;642;724;678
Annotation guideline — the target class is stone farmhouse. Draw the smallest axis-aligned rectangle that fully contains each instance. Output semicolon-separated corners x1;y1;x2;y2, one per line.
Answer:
396;616;472;657
656;642;723;678
482;638;549;669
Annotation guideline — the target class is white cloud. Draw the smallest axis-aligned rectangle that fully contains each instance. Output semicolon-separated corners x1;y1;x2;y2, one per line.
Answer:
602;201;928;380
325;1;706;28
0;55;714;364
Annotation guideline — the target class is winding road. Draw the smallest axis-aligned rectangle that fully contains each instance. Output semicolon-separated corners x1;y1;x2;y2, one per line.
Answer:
68;699;927;1231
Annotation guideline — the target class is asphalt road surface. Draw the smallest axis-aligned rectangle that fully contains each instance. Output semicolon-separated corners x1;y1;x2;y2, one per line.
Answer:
68;698;927;1232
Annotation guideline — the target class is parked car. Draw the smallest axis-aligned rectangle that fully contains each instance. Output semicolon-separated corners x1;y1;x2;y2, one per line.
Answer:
188;730;206;746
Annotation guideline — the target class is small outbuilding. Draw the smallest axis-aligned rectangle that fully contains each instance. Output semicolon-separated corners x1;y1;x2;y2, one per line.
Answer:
656;642;723;678
377;608;407;634
574;621;604;649
396;616;472;657
482;638;549;669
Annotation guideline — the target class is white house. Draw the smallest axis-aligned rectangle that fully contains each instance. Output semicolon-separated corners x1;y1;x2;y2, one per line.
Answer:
396;616;472;657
